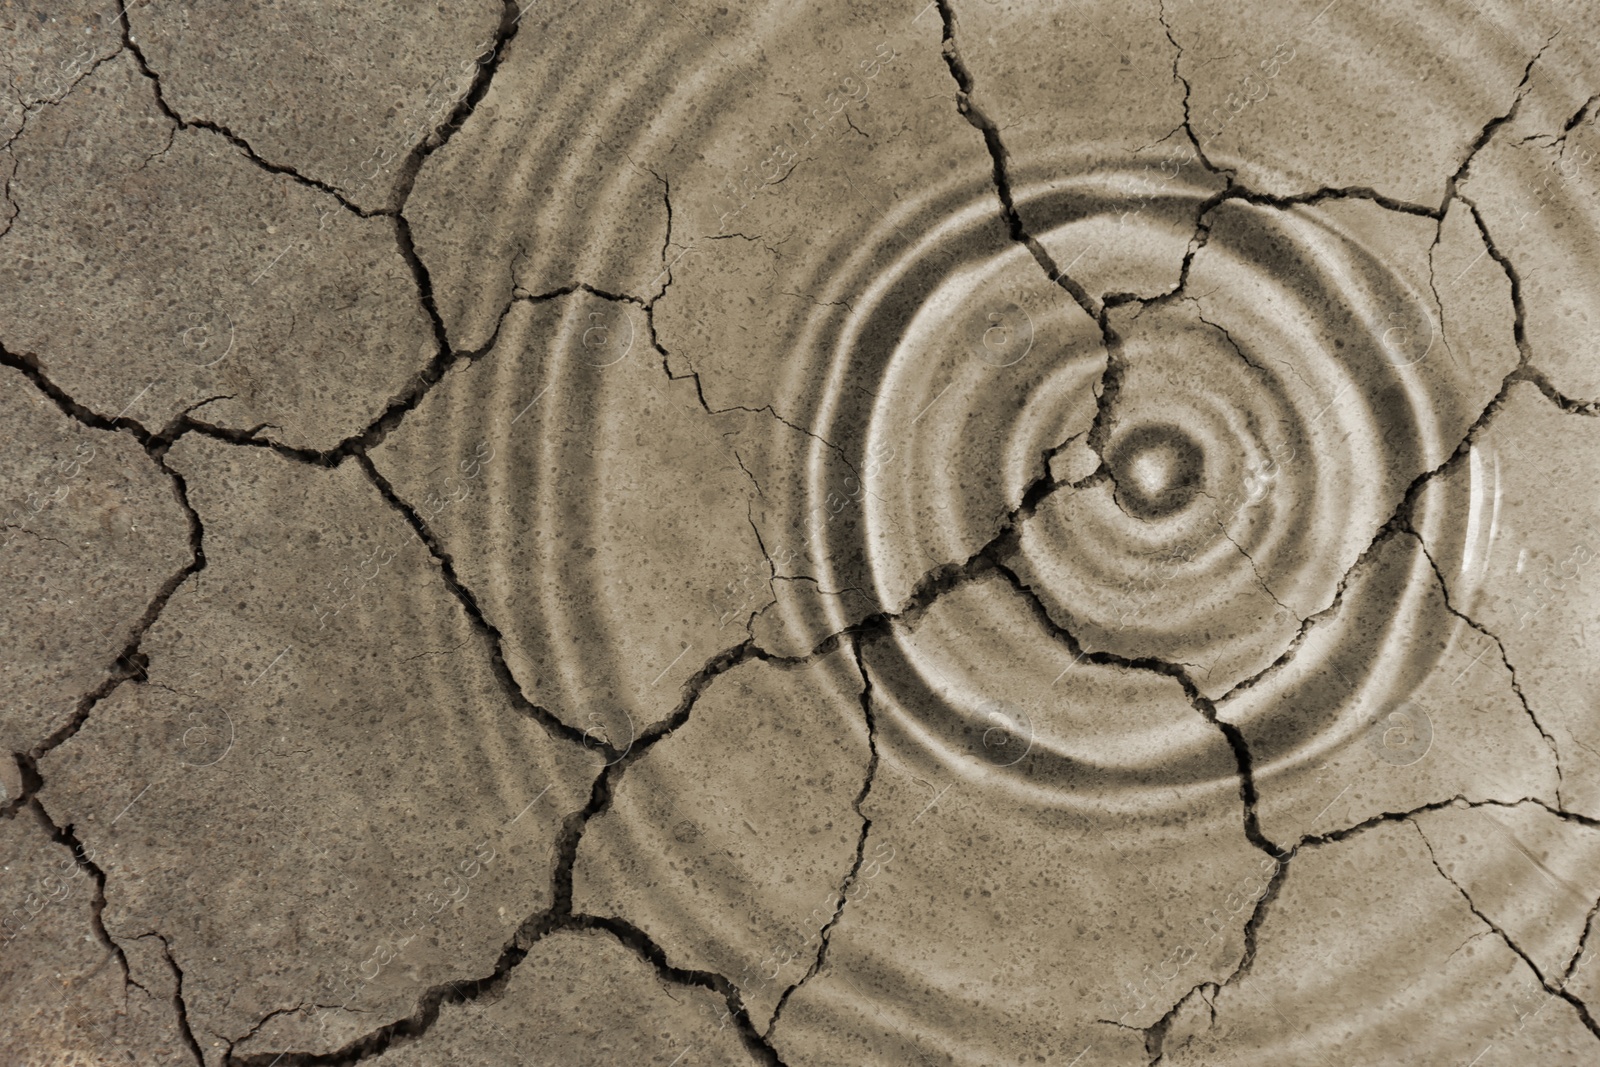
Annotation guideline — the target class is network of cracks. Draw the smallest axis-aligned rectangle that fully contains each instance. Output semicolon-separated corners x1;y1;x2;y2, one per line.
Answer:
6;1;1600;1065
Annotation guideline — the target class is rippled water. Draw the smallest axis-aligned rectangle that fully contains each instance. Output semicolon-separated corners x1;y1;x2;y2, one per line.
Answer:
405;0;1600;1060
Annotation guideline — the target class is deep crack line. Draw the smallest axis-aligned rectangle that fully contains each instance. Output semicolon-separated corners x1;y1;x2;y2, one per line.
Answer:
765;634;881;1039
1514;365;1600;416
356;454;605;755
1566;896;1600;984
989;558;1285;860
569;914;792;1067
933;0;1128;476
388;0;528;214
146;930;207;1067
117;13;375;219
22;800;142;1011
5;422;206;825
933;0;1100;324
1413;820;1600;1043
1141;854;1290;1060
0;343;161;447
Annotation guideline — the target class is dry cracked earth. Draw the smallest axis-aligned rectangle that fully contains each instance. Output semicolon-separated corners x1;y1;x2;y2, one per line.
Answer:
7;0;1600;1064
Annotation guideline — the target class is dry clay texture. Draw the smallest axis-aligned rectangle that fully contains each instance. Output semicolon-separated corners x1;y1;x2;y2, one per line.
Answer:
8;0;1600;1065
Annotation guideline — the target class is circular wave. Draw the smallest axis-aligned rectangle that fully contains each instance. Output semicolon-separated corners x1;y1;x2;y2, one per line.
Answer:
399;2;1594;1061
742;166;1484;808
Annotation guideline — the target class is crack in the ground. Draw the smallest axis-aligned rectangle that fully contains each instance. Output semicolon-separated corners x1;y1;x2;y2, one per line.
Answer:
120;0;527;219
8;15;1578;1061
990;557;1284;860
772;425;1083;659
0;42;126;220
1566;896;1600;984
1098;29;1549;339
387;0;527;213
1514;364;1600;415
764;634;881;1039
0;383;207;823
1141;855;1288;1061
1210;517;1301;621
24;453;203;761
0;354;209;1044
1136;792;1590;1052
1106;175;1463;326
75;0;531;465
0;265;529;471
1191;302;1268;375
227;632;797;1066
641;163;677;301
1424;215;1463;371
565;914;791;1067
118;17;373;219
356;455;602;755
933;0;1135;478
711;400;861;478
935;0;1099;321
1547;92;1600;155
737;491;783;642
0;343;159;444
1414;819;1600;1042
21;799;143;1008
1200;180;1547;703
1182;306;1306;619
625;218;864;477
1439;34;1556;214
0;31;127;237
142;931;207;1067
1298;794;1555;849
1230;182;1439;220
222;999;319;1058
1404;526;1564;792
1157;0;1236;183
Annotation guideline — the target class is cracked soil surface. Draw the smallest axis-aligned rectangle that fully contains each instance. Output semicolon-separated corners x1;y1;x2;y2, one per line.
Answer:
6;0;1600;1064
